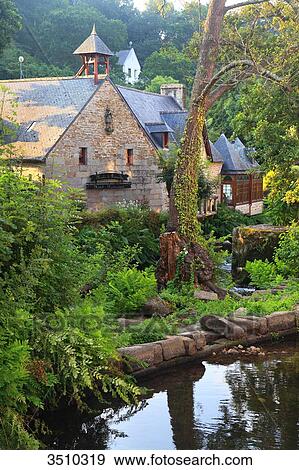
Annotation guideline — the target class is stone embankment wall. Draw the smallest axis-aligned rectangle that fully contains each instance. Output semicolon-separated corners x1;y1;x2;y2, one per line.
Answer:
118;308;299;377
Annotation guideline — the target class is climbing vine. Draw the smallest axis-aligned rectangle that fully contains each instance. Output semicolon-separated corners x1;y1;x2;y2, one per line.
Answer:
173;98;206;242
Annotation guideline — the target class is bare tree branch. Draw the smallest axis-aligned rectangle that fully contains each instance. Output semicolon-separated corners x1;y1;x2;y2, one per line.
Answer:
224;0;270;13
206;69;252;108
194;58;286;106
206;83;235;108
200;59;253;99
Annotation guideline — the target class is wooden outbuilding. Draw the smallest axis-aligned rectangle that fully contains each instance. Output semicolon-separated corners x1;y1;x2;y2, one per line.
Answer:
214;134;263;215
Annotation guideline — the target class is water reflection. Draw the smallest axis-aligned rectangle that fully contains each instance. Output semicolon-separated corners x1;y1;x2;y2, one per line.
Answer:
45;340;299;450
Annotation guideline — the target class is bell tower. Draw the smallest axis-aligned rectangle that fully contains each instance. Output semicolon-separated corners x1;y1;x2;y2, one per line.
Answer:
73;24;113;84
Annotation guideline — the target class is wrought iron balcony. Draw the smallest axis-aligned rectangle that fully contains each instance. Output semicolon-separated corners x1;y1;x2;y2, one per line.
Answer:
86;172;132;190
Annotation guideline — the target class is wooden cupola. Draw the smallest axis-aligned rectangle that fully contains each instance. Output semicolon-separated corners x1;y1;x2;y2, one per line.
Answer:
73;24;113;84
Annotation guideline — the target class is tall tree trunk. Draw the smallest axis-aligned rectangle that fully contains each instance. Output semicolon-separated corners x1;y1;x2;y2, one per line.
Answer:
191;0;227;103
169;0;227;233
157;1;227;291
157;0;274;290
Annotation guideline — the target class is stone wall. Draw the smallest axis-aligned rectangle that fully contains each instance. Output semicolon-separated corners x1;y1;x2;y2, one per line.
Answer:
118;308;299;377
235;201;264;216
45;79;168;211
250;201;264;215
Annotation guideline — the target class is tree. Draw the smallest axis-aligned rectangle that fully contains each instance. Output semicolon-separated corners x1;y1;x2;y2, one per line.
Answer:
143;46;195;86
157;0;295;292
36;4;128;69
0;0;22;56
145;75;178;93
0;44;72;79
206;2;299;223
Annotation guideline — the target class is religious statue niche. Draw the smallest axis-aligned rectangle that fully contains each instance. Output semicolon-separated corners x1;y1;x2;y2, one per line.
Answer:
104;107;114;134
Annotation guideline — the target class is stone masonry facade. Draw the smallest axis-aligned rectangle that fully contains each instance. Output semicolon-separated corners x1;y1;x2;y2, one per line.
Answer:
45;79;168;211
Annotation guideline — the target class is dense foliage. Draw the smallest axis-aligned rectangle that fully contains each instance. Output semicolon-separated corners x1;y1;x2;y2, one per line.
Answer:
245;223;299;288
0;0;206;82
1;0;299;451
202;204;268;238
0;169;153;448
206;1;299;224
78;203;167;269
0;0;21;56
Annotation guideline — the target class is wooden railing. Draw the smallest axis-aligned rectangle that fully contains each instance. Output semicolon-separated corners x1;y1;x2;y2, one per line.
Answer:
198;196;218;218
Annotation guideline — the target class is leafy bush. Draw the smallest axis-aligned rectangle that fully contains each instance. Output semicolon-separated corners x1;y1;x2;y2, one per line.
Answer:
245;259;284;289
244;225;299;289
0;337;41;449
105;268;157;315
120;317;177;346
264;168;299;225
78;205;167;268
0;169;85;314
34;297;140;406
275;223;299;278
0;168;141;448
202;203;269;237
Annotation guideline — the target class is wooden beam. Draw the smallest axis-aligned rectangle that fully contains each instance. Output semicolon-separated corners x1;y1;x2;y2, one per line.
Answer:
94;55;99;84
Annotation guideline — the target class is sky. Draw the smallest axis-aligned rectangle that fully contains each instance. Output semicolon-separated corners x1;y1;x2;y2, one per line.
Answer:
133;1;238;11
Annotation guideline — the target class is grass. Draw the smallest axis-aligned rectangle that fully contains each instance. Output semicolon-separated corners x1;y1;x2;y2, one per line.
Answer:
118;281;299;345
170;281;299;325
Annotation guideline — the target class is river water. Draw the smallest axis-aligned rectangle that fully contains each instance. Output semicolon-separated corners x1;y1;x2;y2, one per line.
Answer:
45;339;299;450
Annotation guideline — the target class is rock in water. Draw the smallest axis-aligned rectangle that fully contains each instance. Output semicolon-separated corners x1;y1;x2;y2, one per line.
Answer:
200;315;246;340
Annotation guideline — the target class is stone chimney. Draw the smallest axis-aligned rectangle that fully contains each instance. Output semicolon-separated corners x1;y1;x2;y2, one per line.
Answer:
160;83;186;110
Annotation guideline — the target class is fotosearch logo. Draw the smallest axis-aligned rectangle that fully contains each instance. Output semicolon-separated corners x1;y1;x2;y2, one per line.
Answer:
113;453;254;467
148;454;253;466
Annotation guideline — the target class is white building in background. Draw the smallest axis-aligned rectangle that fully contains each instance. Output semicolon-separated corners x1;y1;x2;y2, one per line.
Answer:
116;45;141;84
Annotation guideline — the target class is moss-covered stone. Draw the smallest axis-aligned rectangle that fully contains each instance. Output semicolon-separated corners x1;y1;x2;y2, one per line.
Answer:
232;224;287;285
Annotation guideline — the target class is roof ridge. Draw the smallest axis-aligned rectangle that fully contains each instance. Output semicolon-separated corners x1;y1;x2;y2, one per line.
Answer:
117;85;170;97
144;121;166;125
0;76;106;84
160;110;187;114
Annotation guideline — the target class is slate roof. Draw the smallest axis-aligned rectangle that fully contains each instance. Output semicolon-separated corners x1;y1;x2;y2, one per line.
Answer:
161;111;188;141
117;86;187;147
145;123;175;134
73;25;113;57
214;134;260;173
116;50;131;66
2;75;239;162
0;76;188;158
1;77;100;159
209;141;224;163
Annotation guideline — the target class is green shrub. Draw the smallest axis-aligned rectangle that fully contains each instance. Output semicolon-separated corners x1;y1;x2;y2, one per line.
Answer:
275;223;299;278
0;169;85;313
105;268;157;315
78;205;168;268
202;203;269;237
245;259;284;289
120;317;177;346
34;297;140;406
0;336;46;449
0;169;142;448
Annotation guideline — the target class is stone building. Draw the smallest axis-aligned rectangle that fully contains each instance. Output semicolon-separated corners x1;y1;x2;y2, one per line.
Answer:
0;26;223;213
0;26;262;215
